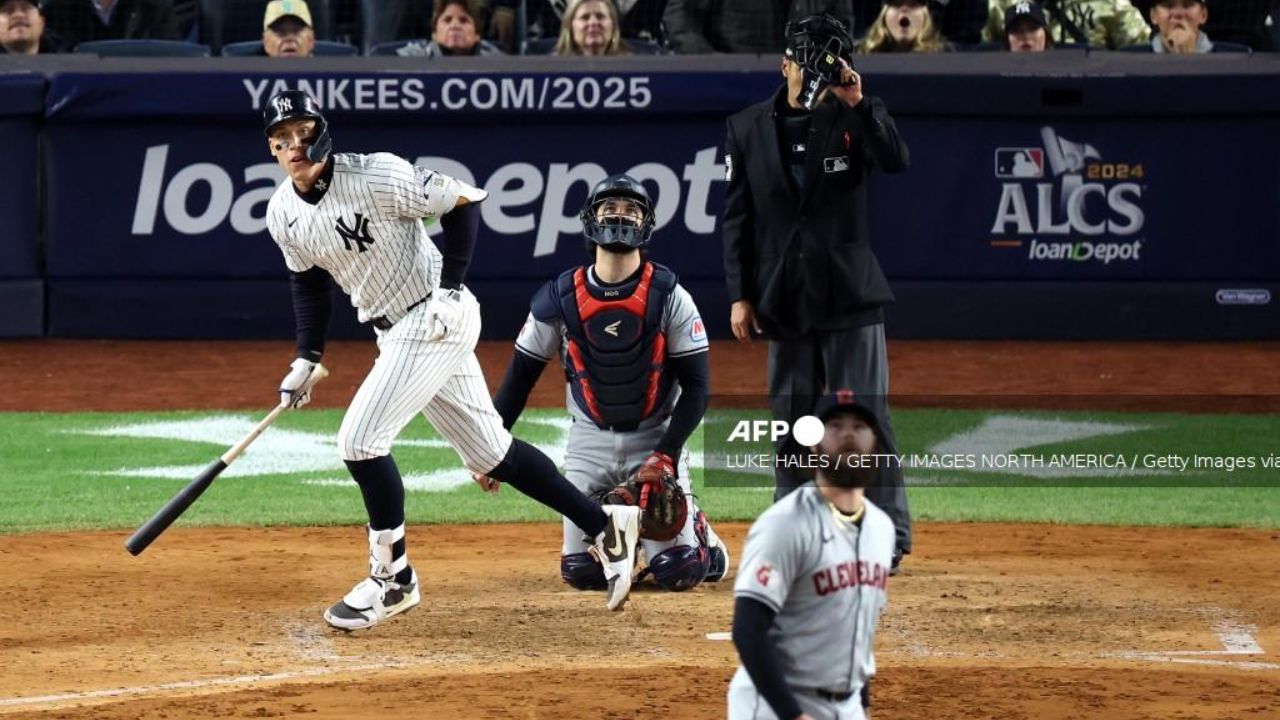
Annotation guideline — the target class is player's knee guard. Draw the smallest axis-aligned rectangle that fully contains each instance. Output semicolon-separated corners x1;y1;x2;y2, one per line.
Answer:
560;552;607;590
649;545;710;592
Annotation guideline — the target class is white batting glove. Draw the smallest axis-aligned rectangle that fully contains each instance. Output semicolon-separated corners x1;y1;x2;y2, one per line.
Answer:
424;288;464;341
279;358;318;408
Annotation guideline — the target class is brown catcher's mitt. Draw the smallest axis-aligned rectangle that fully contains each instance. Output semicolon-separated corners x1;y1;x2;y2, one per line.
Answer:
598;452;688;542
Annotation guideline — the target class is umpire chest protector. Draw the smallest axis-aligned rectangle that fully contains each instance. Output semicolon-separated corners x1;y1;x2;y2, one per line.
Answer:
534;262;677;431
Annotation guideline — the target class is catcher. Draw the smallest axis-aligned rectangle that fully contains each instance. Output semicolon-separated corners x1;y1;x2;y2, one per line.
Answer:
479;173;729;592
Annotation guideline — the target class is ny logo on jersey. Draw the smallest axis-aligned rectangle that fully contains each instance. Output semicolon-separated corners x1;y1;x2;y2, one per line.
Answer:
335;213;375;253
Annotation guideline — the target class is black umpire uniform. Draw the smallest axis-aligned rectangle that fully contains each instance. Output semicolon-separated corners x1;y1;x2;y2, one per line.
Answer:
722;25;913;559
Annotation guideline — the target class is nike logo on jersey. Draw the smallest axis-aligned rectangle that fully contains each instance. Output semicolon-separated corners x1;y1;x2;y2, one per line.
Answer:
287;218;298;228
604;320;622;337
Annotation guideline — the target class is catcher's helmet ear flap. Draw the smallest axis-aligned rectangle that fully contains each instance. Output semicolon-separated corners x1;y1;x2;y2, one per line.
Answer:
262;90;331;163
579;173;656;249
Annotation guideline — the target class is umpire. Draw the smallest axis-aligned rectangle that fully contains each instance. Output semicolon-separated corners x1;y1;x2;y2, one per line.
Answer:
722;13;912;570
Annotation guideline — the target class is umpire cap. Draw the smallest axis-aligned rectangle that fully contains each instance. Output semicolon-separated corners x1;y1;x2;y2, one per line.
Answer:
262;90;331;163
784;13;854;73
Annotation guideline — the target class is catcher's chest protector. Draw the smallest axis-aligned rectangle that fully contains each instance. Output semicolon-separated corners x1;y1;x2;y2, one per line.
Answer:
557;262;676;431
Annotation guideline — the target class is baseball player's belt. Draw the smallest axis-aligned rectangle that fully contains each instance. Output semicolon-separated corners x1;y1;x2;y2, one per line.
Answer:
796;687;855;702
371;294;431;331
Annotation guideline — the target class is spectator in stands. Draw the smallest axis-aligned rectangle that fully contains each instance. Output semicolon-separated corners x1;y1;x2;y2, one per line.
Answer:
1144;0;1215;52
262;0;315;57
395;0;503;57
492;0;665;52
853;0;988;46
1003;0;1053;49
41;0;178;52
858;0;950;52
664;0;855;54
553;0;630;55
0;0;54;54
1133;0;1270;50
985;0;1149;48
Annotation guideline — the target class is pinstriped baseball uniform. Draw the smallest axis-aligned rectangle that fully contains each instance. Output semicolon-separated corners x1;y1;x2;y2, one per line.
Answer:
728;486;895;720
265;152;512;472
514;268;709;558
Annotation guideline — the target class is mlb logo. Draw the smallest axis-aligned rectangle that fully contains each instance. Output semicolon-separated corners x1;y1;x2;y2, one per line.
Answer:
994;148;1044;179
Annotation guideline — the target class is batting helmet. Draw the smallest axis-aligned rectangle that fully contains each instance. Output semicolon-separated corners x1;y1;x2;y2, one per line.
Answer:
262;90;331;163
579;174;656;249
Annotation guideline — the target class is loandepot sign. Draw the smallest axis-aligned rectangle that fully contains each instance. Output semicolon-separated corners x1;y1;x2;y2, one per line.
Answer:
73;413;1171;488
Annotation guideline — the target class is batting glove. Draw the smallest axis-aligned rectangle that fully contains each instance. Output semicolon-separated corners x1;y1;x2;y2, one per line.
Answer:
635;451;677;508
424;288;464;341
279;358;318;409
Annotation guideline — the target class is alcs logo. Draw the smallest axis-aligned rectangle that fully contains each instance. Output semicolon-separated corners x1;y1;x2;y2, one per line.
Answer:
990;127;1145;238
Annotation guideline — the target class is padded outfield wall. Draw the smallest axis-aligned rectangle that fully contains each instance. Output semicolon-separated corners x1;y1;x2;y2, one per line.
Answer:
1;53;1278;340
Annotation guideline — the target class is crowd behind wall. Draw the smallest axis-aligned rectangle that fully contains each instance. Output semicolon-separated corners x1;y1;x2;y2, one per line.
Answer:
0;0;1276;58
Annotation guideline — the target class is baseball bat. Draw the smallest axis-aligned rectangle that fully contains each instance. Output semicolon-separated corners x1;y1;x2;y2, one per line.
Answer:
124;364;329;556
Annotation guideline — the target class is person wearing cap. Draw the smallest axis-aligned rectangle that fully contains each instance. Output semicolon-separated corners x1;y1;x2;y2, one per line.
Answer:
0;0;54;54
1003;0;1053;50
984;0;1149;48
723;13;913;573
262;0;314;57
1146;0;1214;52
729;391;897;720
40;0;178;53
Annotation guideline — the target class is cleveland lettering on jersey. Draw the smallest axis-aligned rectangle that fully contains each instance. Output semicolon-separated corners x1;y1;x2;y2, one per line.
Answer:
812;559;890;596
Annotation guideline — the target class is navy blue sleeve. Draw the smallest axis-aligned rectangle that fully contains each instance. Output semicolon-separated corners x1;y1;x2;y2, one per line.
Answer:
492;348;550;430
733;596;804;720
437;201;481;290
290;267;332;362
655;351;709;460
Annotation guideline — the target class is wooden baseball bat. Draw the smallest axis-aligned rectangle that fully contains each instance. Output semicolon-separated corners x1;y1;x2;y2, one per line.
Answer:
124;364;329;556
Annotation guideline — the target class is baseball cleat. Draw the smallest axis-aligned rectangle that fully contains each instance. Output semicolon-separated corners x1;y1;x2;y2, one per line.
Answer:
589;505;641;611
324;570;420;631
695;510;730;582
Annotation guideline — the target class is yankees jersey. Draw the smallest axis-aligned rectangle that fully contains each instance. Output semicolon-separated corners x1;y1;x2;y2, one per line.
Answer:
734;484;894;694
514;266;709;426
265;152;482;323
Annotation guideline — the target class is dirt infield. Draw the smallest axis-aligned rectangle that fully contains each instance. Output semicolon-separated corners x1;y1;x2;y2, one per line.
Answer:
1;524;1277;719
1;339;1278;718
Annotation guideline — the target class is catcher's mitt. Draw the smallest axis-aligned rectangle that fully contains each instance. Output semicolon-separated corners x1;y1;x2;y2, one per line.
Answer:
597;452;687;542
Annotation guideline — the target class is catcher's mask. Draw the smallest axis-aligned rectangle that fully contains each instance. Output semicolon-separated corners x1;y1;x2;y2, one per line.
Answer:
580;174;656;250
263;90;331;163
784;14;854;110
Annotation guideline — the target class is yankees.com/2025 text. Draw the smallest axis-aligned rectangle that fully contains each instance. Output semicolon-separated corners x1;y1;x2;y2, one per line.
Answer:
440;76;652;111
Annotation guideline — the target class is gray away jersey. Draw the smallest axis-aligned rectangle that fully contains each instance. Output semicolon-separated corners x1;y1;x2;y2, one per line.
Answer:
513;266;709;425
265;152;481;323
734;485;895;693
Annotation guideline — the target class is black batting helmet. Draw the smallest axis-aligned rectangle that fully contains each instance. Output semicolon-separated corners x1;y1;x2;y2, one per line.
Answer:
579;174;655;249
784;14;854;82
262;90;331;163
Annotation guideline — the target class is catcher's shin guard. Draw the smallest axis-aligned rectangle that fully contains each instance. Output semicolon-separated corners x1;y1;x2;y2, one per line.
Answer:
648;544;710;591
560;552;608;590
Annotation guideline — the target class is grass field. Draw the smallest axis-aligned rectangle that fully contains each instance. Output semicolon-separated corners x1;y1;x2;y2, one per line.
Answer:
2;407;1278;533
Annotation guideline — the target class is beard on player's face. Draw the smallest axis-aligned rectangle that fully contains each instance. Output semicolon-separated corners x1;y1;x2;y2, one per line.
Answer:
813;412;880;489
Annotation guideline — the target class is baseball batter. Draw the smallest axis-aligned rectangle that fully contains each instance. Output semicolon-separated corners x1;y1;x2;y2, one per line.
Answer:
482;174;729;592
260;90;642;629
729;391;895;720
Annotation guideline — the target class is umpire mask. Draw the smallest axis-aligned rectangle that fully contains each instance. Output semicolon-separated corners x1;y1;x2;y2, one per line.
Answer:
785;14;854;111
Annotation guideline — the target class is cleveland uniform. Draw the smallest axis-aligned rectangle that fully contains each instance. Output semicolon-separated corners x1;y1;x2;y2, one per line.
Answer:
266;152;511;471
513;263;720;586
729;485;895;720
